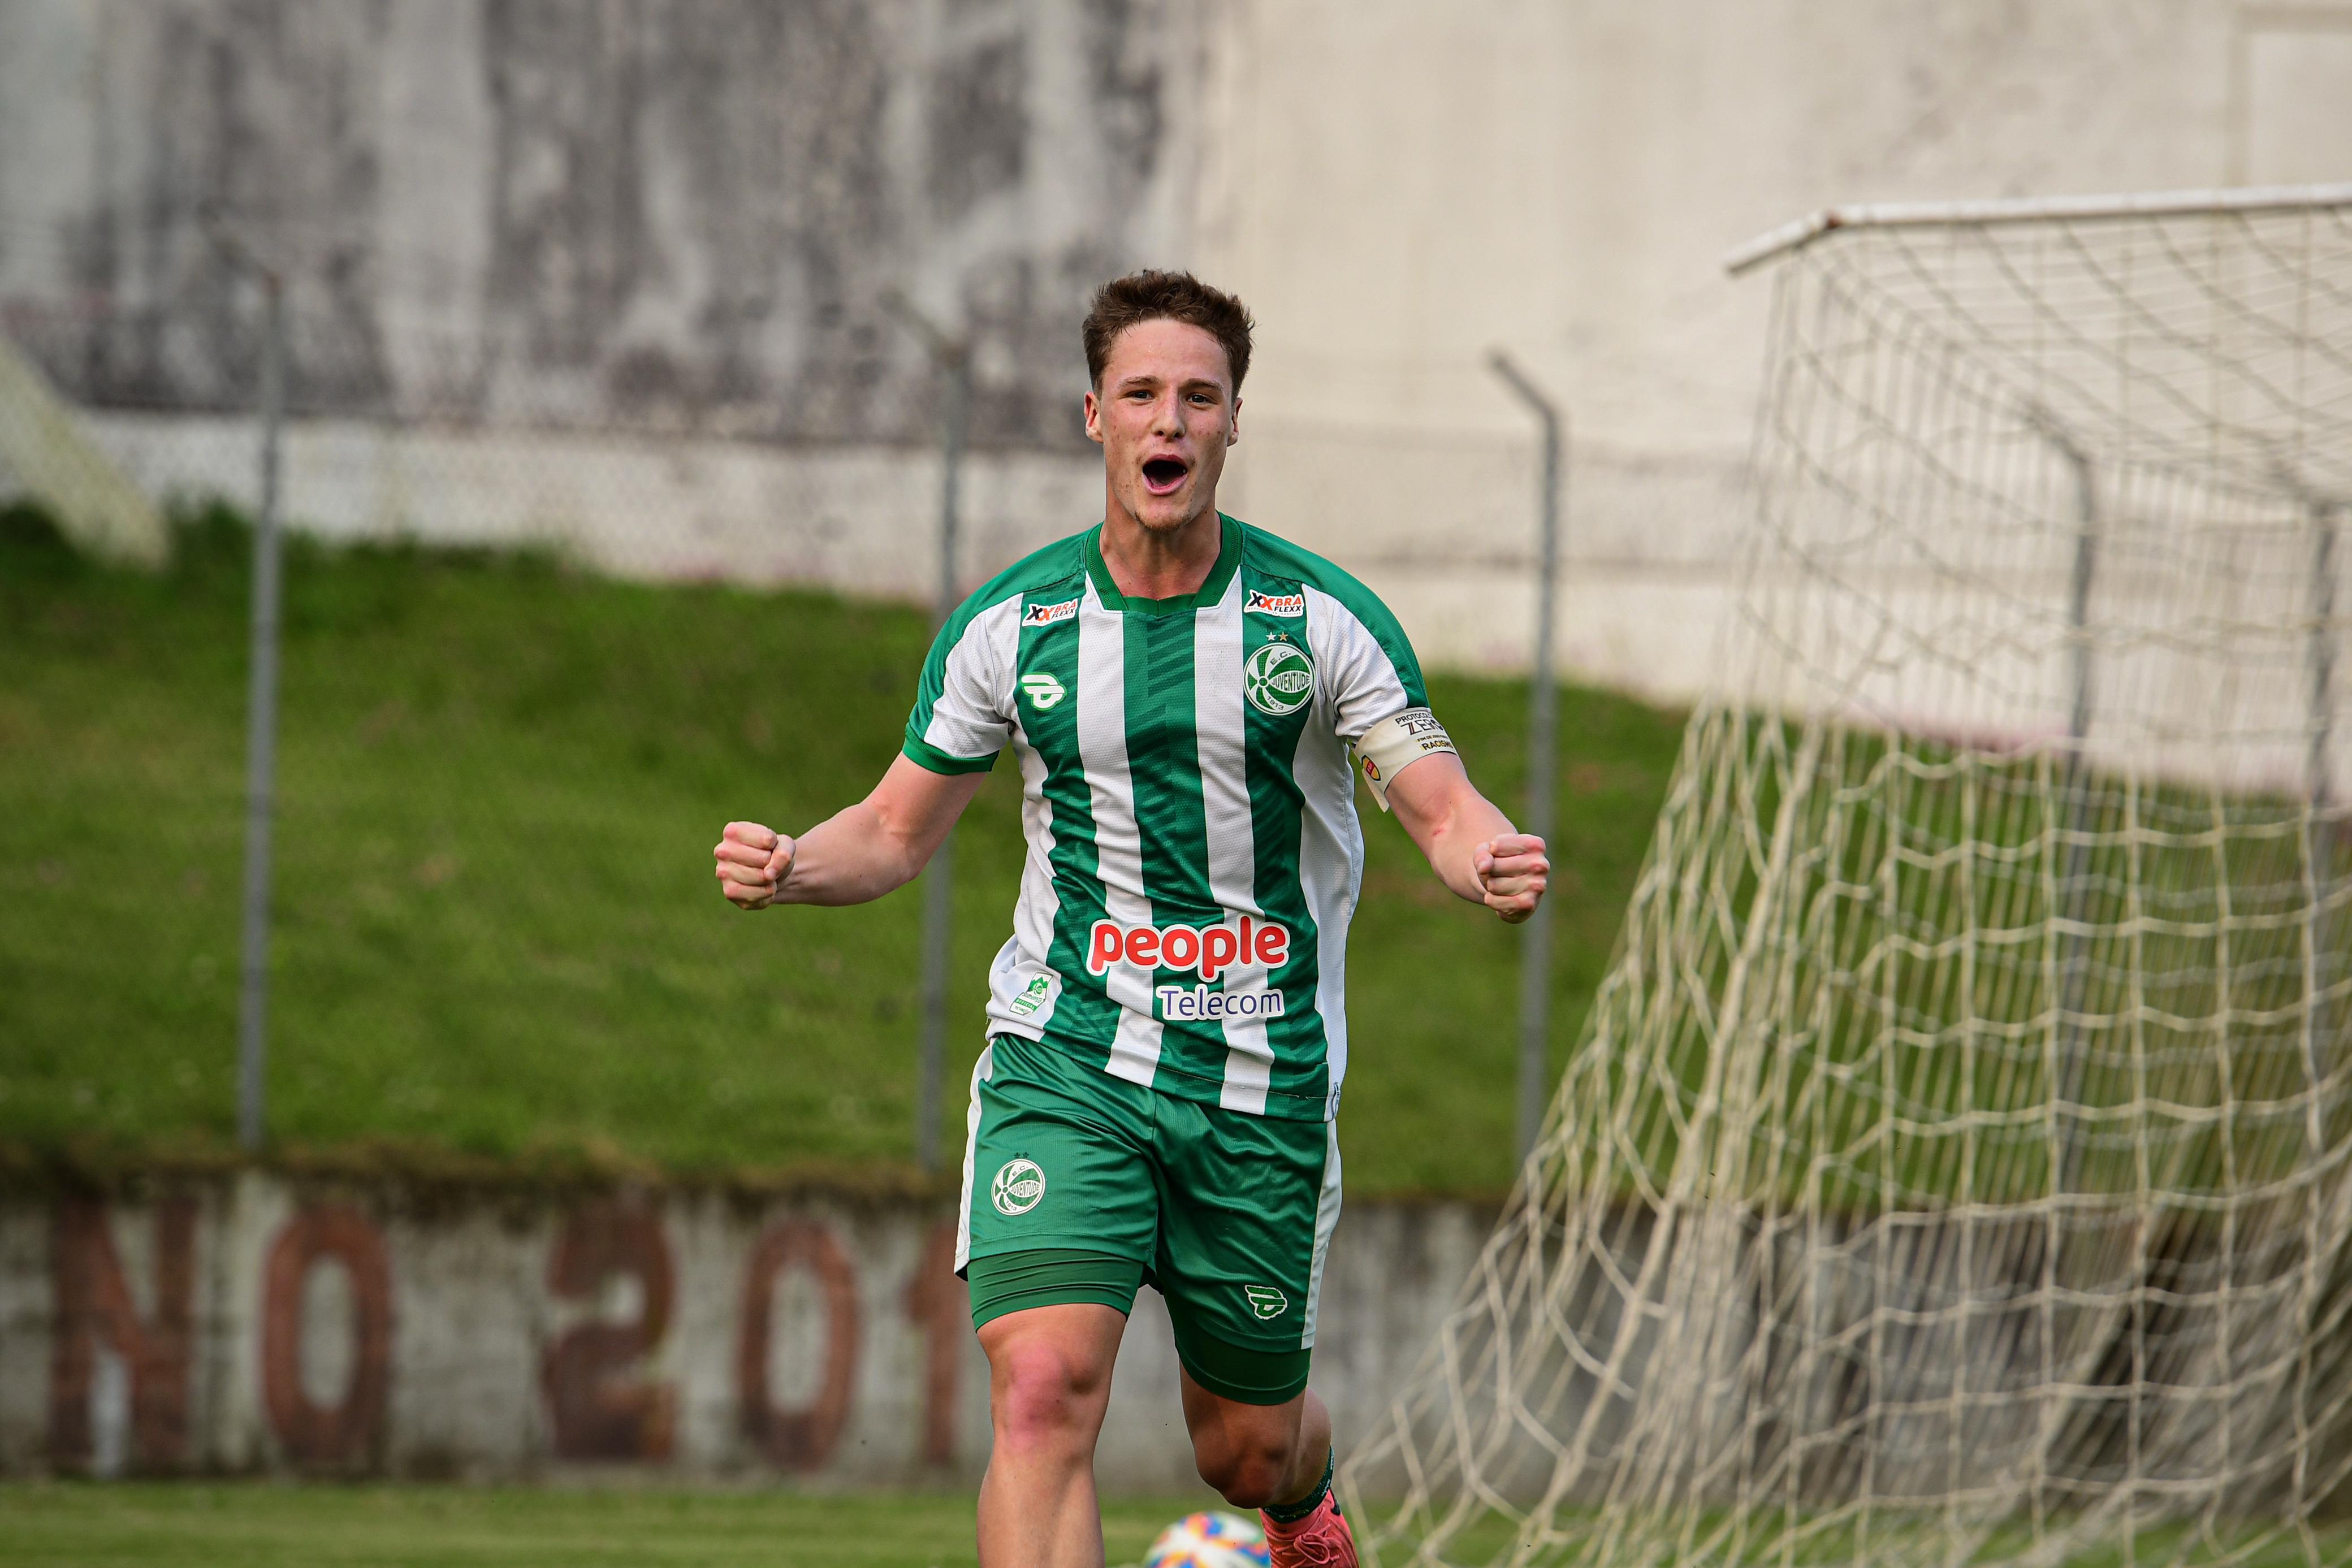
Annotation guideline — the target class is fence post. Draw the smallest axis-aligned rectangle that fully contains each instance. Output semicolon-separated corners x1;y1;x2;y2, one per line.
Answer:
236;275;286;1154
1487;352;1566;1165
887;292;970;1173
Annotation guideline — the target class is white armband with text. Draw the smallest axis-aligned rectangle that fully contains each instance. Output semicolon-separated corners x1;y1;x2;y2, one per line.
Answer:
1352;706;1456;812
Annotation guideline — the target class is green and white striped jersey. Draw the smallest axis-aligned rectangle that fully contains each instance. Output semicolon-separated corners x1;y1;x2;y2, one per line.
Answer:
902;514;1431;1121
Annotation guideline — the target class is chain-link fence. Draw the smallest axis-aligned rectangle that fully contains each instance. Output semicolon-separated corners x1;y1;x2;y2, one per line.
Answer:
1;241;1595;1192
0;243;1110;1174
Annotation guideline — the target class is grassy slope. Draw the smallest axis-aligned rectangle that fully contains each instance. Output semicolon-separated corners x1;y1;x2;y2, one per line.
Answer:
0;505;1684;1196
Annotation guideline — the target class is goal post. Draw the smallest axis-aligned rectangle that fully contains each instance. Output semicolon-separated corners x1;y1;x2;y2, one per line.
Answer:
1341;186;2352;1567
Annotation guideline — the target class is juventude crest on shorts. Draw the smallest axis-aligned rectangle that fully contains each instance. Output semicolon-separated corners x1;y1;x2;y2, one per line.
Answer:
992;1158;1046;1216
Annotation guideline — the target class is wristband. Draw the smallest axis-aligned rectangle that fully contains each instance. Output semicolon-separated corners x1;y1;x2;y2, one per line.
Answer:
1352;706;1456;812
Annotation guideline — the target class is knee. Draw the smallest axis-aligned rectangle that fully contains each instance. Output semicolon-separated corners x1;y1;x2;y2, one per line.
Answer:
1193;1428;1295;1510
991;1340;1109;1458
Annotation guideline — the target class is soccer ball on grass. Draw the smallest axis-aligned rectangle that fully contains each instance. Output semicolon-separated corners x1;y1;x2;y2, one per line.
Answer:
1142;1508;1270;1567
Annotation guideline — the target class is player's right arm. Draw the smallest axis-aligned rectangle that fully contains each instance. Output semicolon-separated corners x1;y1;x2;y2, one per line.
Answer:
720;569;1023;911
714;753;987;910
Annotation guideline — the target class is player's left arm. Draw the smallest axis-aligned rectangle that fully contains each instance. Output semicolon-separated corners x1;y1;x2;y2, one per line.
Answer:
1383;752;1549;924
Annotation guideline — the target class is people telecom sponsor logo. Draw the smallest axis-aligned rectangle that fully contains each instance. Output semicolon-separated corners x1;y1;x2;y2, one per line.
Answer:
1157;985;1283;1020
1020;672;1066;709
1088;916;1289;979
1244;588;1305;617
1243;640;1315;716
1023;597;1079;627
1089;916;1292;1022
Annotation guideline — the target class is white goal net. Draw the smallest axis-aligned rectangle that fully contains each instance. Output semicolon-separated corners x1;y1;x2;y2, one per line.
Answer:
1342;187;2352;1567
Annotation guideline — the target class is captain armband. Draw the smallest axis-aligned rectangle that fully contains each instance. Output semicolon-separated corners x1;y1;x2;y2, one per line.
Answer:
1351;707;1457;812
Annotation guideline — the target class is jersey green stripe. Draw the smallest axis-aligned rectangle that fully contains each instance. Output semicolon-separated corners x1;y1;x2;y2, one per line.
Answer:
1123;608;1224;1075
1237;564;1330;1098
1016;587;1122;1050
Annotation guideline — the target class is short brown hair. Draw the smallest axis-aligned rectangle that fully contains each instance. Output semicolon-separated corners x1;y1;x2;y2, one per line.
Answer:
1082;270;1254;393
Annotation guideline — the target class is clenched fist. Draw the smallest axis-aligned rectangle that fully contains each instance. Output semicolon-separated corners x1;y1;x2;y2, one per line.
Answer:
1472;833;1549;924
714;821;795;910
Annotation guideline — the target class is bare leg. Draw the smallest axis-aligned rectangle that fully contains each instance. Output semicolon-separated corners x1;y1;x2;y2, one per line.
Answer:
1178;1371;1332;1510
976;1303;1128;1568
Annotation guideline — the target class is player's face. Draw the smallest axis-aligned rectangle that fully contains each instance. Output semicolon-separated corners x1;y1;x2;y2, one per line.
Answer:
1083;319;1239;536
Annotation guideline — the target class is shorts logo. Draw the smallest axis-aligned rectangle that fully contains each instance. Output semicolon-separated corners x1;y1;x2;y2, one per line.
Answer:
1008;974;1052;1017
1023;597;1080;627
1244;1285;1290;1320
992;1158;1046;1216
1020;672;1066;711
1243;641;1315;717
1244;588;1305;617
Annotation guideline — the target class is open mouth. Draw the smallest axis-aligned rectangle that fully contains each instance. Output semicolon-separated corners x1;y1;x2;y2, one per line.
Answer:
1141;456;1190;496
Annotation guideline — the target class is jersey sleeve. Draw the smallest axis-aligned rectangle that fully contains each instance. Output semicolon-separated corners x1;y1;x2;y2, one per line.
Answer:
1303;579;1432;744
902;594;1018;774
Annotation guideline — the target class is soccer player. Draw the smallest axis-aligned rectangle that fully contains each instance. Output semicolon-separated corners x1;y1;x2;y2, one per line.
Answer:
714;271;1547;1568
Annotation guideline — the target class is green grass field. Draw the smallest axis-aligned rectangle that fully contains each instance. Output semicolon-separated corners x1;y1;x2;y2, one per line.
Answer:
0;503;1685;1197
0;1483;1195;1567
7;1484;2337;1567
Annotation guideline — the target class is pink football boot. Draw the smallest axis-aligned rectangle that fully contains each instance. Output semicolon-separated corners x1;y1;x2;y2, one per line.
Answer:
1261;1491;1357;1567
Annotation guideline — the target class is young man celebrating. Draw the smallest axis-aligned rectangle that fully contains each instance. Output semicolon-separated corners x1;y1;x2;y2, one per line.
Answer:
714;271;1547;1568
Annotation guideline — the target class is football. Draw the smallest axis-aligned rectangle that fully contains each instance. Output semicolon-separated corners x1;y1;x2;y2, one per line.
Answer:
1142;1509;1271;1568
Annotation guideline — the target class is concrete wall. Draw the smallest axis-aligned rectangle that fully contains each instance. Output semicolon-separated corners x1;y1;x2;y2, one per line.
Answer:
1196;0;2352;697
0;1175;1489;1488
0;0;1200;447
6;2;2352;687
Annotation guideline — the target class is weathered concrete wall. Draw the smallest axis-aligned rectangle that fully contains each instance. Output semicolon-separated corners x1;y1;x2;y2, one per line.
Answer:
1197;0;2352;699
0;1176;1489;1487
8;2;2352;690
0;0;1200;448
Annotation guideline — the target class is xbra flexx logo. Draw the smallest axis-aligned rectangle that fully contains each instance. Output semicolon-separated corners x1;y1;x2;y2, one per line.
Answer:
992;1158;1046;1216
1244;588;1305;617
1021;672;1066;710
1243;1285;1290;1320
1243;640;1314;717
1023;596;1079;627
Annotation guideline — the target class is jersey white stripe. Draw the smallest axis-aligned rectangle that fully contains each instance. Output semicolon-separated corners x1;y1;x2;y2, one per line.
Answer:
920;594;1022;760
1303;583;1412;744
1076;583;1163;1086
983;700;1065;1038
1193;573;1274;1114
1299;587;1387;1106
1300;1120;1344;1347
953;1042;997;1272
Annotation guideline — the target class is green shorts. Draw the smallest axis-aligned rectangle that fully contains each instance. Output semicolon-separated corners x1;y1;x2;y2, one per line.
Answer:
955;1035;1343;1406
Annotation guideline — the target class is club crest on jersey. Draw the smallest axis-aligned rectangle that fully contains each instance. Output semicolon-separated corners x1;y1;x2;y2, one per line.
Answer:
1023;597;1080;627
1244;640;1315;717
1020;672;1066;710
1244;588;1305;618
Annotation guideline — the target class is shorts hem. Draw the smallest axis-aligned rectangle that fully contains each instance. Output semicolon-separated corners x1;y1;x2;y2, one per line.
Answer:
1170;1316;1313;1407
970;1289;1136;1331
957;1237;1155;1280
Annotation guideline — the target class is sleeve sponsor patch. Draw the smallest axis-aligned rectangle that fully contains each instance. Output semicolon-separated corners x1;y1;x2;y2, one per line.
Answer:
1244;588;1306;617
1022;597;1080;627
1351;705;1456;812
